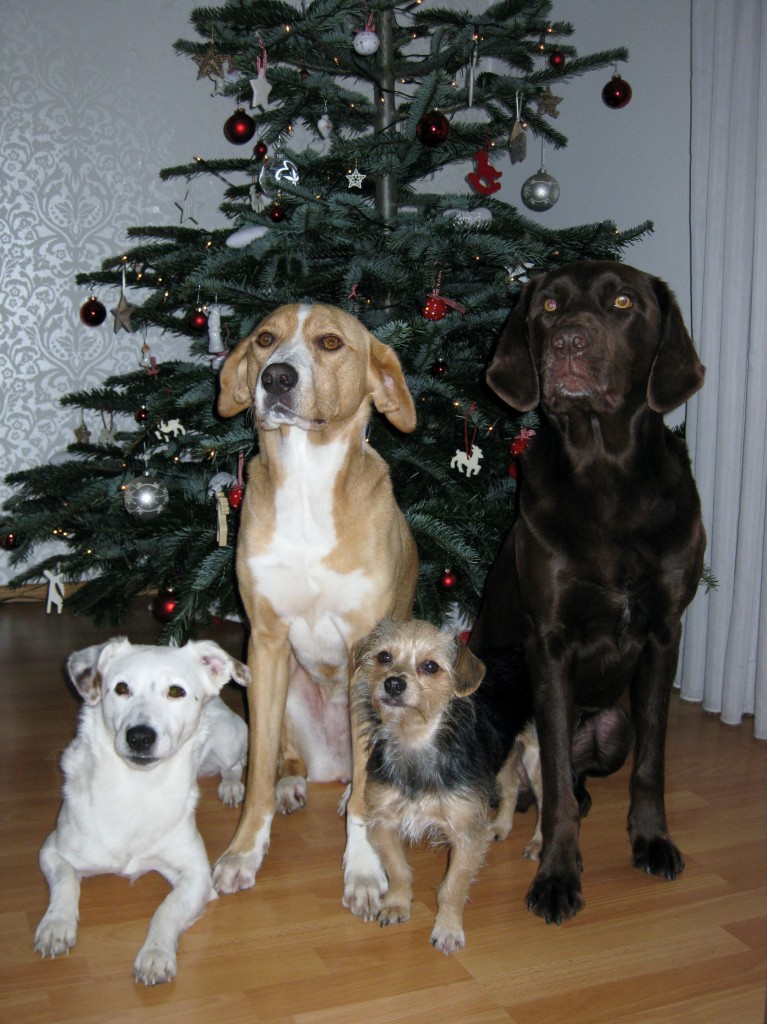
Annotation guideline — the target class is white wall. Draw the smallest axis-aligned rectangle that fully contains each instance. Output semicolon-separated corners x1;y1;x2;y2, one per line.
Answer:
0;0;692;583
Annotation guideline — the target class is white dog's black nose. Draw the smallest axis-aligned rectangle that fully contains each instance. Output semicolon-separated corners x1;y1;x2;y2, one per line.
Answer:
384;676;407;698
126;725;157;754
261;362;298;394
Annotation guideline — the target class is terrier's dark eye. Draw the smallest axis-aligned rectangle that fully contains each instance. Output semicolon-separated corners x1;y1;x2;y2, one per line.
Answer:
114;681;130;696
420;660;440;675
376;650;392;665
168;685;186;699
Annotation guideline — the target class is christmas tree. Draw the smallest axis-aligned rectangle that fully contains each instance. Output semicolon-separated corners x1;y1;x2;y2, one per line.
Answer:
1;0;648;642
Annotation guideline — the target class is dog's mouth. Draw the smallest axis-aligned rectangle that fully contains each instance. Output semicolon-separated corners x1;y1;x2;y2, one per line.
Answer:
124;754;160;768
257;401;326;430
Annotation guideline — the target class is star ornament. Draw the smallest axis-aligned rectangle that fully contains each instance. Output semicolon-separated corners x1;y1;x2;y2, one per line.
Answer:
111;294;136;334
193;44;228;80
536;86;562;118
346;167;367;189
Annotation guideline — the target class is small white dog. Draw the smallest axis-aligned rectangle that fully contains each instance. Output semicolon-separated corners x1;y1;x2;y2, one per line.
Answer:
34;637;249;986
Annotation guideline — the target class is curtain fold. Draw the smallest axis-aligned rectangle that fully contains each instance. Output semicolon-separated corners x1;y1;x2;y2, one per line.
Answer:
681;0;767;738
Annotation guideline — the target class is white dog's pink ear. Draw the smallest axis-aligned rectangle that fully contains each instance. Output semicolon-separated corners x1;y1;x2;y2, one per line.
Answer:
66;637;130;706
189;640;250;692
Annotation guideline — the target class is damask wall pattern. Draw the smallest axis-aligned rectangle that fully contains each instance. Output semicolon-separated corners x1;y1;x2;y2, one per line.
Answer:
0;0;228;583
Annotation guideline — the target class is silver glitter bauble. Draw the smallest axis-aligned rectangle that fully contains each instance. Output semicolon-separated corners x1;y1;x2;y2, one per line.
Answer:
521;168;560;211
123;475;169;520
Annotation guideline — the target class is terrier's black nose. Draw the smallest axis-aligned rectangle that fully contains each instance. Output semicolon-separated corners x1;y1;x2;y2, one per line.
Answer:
126;724;157;753
384;676;407;698
261;362;298;394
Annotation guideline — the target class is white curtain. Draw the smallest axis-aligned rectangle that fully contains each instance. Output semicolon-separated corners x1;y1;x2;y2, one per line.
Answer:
680;0;767;738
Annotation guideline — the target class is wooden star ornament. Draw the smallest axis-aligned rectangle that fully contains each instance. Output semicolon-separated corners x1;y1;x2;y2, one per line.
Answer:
537;86;562;118
111;293;136;334
193;44;228;80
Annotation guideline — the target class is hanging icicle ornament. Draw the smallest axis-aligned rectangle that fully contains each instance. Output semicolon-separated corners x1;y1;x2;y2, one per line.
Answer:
206;303;225;355
250;37;271;110
353;12;380;55
602;67;633;109
509;93;527;164
521;141;560;211
422;268;466;321
467;36;478;108
467;138;502;195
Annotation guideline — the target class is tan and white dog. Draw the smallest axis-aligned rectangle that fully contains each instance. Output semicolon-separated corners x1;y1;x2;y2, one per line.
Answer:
214;303;418;918
35;638;249;985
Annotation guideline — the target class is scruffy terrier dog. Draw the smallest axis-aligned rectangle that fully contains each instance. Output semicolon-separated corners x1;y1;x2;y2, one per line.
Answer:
351;618;541;954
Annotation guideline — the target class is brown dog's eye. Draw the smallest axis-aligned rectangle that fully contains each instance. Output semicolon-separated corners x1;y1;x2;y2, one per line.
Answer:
614;294;633;309
319;334;343;351
257;331;275;348
114;681;130;696
543;298;557;312
376;650;392;665
419;660;441;675
168;685;186;699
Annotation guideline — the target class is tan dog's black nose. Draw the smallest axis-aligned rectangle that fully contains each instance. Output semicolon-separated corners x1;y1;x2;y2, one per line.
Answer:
384;676;407;698
261;362;298;394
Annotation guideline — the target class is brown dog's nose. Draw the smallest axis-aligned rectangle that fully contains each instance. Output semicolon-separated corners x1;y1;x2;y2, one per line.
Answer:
384;676;407;698
551;326;592;355
261;362;298;394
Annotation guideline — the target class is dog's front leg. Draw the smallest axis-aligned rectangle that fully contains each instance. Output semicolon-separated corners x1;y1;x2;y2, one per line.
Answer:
627;631;685;880
133;837;213;986
342;725;388;920
213;627;290;894
431;833;488;954
34;832;81;958
525;653;584;925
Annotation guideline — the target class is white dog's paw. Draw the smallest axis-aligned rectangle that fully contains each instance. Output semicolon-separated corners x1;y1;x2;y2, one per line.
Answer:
430;922;466;955
342;872;387;921
133;944;177;986
217;775;245;808
275;775;307;815
342;817;388;920
34;914;77;958
212;851;259;894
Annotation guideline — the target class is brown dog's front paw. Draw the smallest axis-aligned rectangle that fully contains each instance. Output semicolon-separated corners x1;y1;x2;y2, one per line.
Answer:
526;871;584;925
631;836;685;880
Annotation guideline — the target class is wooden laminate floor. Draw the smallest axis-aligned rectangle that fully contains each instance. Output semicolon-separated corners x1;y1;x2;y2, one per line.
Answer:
0;600;765;1024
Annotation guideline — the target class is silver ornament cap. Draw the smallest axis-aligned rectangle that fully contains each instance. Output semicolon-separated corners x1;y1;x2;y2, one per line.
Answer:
123;474;169;520
521;168;560;211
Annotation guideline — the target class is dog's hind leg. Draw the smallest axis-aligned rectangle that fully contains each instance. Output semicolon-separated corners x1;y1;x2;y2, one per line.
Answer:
132;835;213;986
34;832;81;958
490;751;520;842
431;829;488;954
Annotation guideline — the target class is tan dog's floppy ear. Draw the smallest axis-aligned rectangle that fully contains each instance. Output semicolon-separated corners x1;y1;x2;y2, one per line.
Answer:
368;338;417;434
66;637;130;706
217;336;253;418
485;281;540;412
646;279;706;413
452;640;486;697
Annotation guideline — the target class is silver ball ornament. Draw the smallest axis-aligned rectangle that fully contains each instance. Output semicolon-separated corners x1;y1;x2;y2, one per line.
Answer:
521;169;561;211
353;30;380;55
123;475;169;520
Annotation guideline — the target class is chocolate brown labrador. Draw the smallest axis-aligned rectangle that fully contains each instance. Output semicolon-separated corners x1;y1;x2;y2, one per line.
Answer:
470;261;706;925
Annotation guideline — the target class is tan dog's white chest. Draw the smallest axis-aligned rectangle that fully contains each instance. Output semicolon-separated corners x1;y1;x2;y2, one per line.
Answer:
247;431;373;681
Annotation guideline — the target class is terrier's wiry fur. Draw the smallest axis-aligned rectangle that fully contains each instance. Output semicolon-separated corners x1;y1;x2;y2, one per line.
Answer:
351;618;541;954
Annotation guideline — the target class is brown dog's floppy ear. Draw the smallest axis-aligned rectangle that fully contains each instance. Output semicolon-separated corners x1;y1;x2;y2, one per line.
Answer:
647;279;706;413
217;336;253;417
368;338;417;434
485;281;540;412
452;640;486;697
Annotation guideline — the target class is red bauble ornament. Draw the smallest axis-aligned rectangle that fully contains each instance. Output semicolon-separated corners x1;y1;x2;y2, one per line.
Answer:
224;107;256;144
416;110;451;147
79;296;107;327
189;308;208;332
227;484;244;509
439;569;457;590
253;139;268;159
0;531;18;550
267;203;288;223
431;359;448;376
508;461;519;479
152;587;177;622
548;50;565;68
422;295;448;321
135;406;149;423
602;74;632;109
